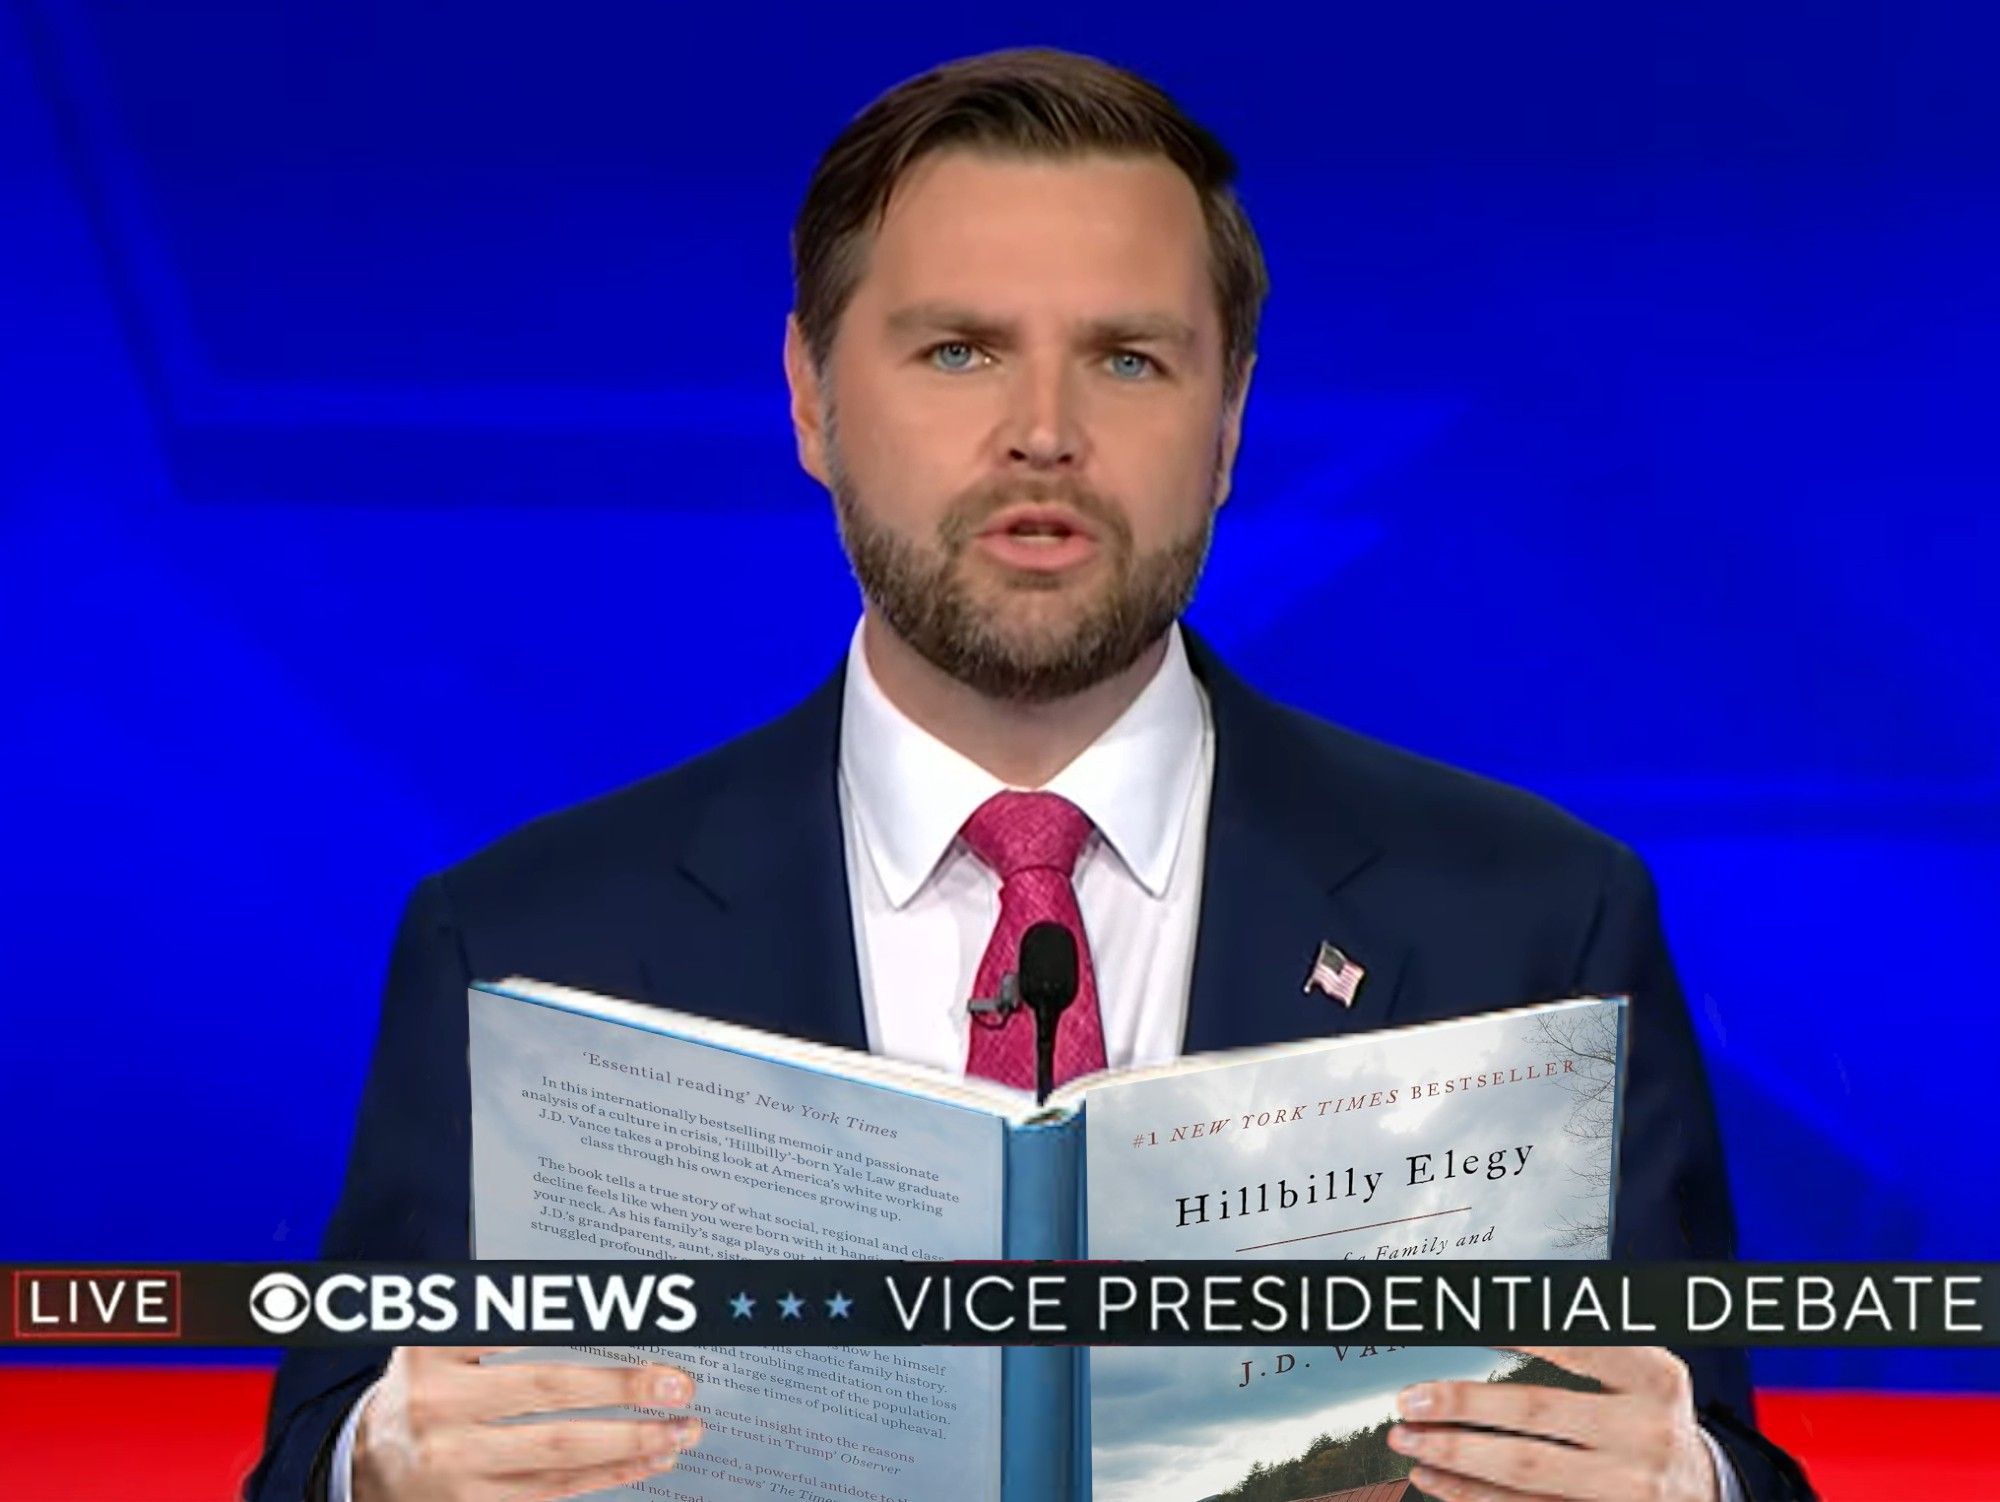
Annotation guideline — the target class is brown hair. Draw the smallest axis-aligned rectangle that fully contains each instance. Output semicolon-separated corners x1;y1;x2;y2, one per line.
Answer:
791;47;1269;403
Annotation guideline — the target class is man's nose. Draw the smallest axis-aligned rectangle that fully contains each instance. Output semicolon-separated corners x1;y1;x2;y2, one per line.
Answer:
999;357;1086;470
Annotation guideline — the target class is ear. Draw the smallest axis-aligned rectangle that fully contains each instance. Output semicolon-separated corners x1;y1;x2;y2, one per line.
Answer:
1212;352;1257;509
783;313;832;487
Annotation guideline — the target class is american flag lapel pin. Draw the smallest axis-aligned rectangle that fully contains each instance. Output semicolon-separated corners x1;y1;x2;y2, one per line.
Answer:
1304;940;1365;1007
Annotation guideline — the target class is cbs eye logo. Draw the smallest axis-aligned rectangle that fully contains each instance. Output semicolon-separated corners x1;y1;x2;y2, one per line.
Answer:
247;1272;313;1334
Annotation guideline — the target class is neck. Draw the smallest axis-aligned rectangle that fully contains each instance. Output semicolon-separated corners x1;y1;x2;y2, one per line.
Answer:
859;609;1171;788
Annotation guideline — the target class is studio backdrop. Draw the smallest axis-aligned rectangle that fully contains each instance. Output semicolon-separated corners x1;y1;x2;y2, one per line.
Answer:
4;0;1995;1398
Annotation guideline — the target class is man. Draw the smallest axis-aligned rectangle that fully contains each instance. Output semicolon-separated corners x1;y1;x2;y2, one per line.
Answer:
247;46;1814;1502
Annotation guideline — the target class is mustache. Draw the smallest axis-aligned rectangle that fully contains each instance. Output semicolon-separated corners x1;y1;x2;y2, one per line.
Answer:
938;478;1132;550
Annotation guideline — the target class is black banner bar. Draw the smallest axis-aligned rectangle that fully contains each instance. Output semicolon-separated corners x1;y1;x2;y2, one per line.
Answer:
6;1261;1994;1348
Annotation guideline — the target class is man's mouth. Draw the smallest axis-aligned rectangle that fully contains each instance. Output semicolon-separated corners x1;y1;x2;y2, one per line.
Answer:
967;503;1103;573
977;505;1096;544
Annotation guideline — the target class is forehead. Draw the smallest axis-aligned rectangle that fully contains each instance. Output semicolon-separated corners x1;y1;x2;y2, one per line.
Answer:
853;149;1216;325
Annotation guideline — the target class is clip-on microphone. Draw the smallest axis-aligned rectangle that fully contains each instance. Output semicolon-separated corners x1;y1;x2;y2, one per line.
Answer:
1018;921;1079;1106
967;921;1080;1105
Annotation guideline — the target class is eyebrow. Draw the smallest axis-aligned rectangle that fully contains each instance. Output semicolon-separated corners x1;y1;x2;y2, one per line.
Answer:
883;301;1199;352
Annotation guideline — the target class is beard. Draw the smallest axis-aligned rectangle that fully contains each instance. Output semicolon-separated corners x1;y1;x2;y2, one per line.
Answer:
827;437;1218;705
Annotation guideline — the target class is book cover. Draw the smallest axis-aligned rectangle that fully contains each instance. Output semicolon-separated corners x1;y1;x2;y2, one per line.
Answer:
1081;998;1625;1501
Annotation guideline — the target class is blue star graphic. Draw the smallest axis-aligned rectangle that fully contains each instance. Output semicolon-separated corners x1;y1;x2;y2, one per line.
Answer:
728;1292;755;1319
825;1291;853;1319
778;1291;806;1319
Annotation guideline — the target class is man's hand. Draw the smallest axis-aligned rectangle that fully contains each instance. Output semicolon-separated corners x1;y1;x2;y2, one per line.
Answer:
353;1345;703;1502
1386;1346;1719;1502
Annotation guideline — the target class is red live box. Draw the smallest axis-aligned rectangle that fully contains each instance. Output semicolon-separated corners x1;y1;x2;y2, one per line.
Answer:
11;1270;182;1340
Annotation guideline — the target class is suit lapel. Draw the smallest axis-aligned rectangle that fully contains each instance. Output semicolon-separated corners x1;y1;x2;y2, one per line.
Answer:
1181;632;1409;1053
653;662;871;1052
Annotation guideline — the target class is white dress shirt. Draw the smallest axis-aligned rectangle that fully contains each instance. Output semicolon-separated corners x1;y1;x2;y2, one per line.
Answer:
838;618;1215;1079
331;617;1740;1502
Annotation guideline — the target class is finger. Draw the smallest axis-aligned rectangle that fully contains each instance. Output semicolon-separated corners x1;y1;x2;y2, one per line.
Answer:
1388;1421;1645;1500
462;1415;704;1479
1498;1345;1686;1401
451;1357;696;1424
426;1344;528;1363
391;1344;524;1383
1396;1379;1619;1450
1405;1461;1556;1502
492;1445;687;1502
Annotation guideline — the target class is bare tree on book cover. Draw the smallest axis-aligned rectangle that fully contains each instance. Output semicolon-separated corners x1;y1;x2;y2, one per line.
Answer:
1533;1007;1622;1251
1206;1356;1599;1502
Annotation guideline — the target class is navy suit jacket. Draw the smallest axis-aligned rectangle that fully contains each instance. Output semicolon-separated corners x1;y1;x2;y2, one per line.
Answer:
247;631;1813;1501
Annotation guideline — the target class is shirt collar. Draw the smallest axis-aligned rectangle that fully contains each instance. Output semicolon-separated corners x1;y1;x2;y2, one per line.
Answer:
838;619;1209;908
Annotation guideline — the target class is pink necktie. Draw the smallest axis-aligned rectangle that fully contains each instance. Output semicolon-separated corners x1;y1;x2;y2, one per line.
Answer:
960;790;1108;1092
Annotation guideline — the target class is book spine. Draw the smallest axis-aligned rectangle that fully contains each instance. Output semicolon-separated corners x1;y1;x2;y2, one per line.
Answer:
1075;1115;1091;1501
1001;1115;1082;1502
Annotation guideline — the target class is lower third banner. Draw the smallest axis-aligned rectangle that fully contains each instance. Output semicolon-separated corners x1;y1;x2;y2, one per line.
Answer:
5;1261;1994;1348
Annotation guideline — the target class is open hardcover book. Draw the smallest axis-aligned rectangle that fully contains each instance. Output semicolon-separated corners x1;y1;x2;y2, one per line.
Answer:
468;978;1627;1502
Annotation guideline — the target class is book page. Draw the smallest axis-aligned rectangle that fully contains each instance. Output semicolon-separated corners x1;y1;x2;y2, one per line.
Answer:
469;985;1006;1502
1083;999;1623;1502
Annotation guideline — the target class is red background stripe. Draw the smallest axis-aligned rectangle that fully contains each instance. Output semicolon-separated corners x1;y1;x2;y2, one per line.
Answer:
0;1368;1992;1499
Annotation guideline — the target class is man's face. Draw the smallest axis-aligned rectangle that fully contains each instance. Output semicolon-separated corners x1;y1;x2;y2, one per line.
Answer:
786;149;1252;702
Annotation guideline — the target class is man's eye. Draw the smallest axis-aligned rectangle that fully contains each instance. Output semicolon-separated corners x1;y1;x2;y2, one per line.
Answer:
928;342;985;372
1107;351;1157;379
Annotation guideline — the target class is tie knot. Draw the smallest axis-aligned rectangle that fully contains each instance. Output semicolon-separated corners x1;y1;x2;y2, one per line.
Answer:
960;791;1093;880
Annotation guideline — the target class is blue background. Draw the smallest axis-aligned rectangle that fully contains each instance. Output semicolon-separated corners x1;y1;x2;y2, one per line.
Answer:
4;1;1994;1395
